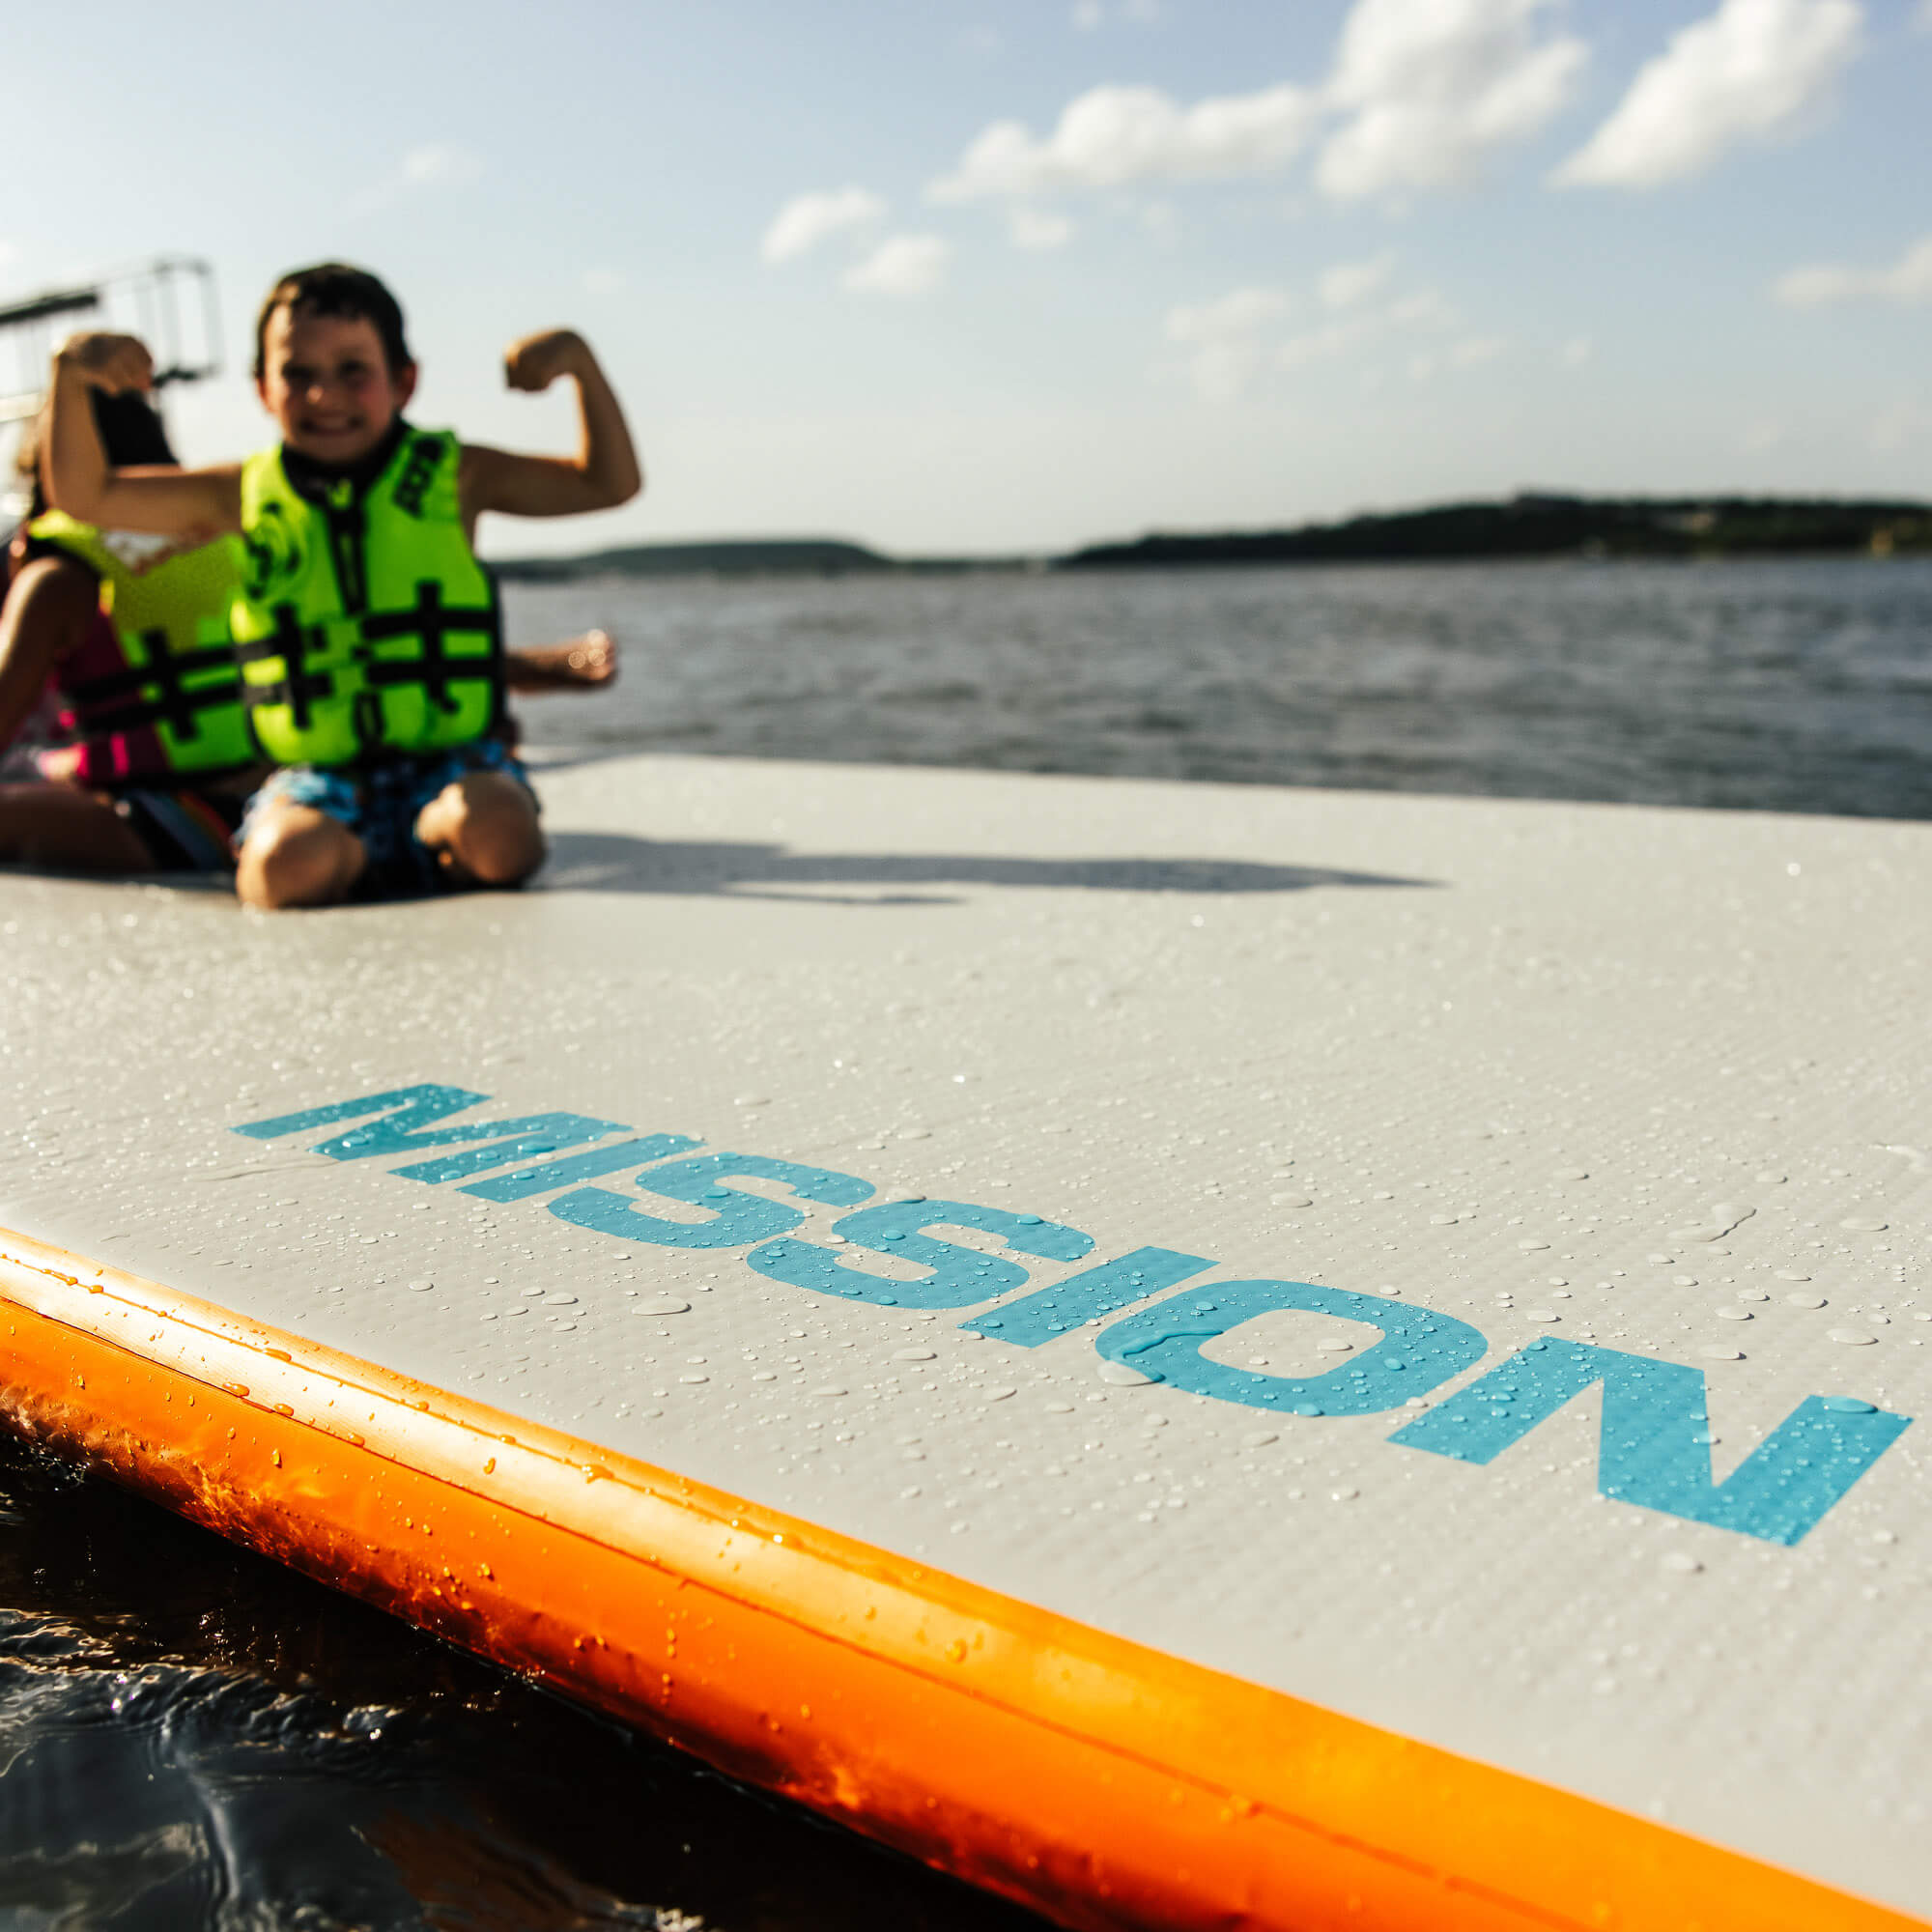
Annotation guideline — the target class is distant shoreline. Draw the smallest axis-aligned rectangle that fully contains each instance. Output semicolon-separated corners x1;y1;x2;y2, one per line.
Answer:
492;493;1932;583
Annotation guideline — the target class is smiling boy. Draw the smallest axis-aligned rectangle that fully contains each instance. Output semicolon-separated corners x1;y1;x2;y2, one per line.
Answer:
43;263;640;908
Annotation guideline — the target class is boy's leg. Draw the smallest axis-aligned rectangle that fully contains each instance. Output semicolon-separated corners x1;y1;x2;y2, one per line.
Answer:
0;782;156;872
235;793;367;910
414;773;546;888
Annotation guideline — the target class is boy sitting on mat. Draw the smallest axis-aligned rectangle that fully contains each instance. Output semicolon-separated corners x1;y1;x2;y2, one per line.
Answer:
3;383;620;879
43;262;639;908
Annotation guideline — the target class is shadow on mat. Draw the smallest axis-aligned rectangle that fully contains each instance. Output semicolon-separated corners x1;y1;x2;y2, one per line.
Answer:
536;831;1437;904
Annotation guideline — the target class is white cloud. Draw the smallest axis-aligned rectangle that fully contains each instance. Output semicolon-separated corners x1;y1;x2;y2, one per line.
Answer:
843;234;950;298
935;1;1584;213
1280;318;1380;370
1558;333;1594;366
1166;288;1294;343
1448;332;1507;366
1406;337;1506;376
347;143;484;215
1319;252;1397;308
1151;262;1493;405
1386;288;1456;327
929;81;1321;199
762;187;889;266
1009;207;1074;251
1174;338;1268;406
401;144;484;188
1164;288;1293;402
1316;0;1588;198
1278;288;1456;372
582;269;626;296
1553;0;1861;189
1773;234;1932;307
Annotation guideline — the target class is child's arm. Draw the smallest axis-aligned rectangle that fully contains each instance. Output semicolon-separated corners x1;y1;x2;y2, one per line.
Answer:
459;330;641;529
0;554;98;762
503;630;617;691
43;334;242;535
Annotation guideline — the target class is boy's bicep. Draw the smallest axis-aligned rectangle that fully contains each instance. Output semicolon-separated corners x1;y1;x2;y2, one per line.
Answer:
459;443;610;520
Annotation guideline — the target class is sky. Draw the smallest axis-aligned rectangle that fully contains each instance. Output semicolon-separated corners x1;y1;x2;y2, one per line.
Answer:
1;0;1927;556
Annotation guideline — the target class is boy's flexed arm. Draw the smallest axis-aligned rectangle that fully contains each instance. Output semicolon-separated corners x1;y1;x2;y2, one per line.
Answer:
459;330;641;528
43;334;242;535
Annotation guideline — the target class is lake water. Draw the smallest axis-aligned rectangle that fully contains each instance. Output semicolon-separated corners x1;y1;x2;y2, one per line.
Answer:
5;555;1930;1927
0;1436;1041;1930
502;555;1932;820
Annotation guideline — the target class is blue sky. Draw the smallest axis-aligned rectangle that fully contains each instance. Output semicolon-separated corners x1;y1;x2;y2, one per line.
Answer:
2;0;1927;554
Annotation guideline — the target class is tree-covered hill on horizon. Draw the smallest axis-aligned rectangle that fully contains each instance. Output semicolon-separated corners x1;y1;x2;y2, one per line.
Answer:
491;538;900;582
488;495;1932;582
1059;495;1932;569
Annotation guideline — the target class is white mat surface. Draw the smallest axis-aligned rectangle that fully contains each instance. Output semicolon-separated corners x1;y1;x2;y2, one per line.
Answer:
2;752;1926;1915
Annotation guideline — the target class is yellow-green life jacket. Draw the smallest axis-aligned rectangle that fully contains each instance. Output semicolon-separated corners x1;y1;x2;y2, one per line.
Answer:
25;511;256;780
230;426;503;765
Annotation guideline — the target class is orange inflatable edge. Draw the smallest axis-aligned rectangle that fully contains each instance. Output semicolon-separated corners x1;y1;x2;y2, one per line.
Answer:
0;1225;1917;1932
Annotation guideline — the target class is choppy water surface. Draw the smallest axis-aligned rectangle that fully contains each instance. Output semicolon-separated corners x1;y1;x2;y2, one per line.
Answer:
7;555;1931;1924
504;556;1932;818
0;1438;1040;1929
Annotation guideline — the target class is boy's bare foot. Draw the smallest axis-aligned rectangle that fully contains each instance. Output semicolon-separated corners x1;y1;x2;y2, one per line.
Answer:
503;630;617;693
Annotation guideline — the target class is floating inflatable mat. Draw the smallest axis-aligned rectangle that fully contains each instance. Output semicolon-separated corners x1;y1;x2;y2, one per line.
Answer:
1;752;1927;1931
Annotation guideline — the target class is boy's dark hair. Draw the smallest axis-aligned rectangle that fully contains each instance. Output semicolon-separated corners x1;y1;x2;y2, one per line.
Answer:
252;264;412;379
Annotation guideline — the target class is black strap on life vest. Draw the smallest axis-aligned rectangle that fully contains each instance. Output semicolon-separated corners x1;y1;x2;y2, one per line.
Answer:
359;580;501;715
234;603;334;731
64;632;243;744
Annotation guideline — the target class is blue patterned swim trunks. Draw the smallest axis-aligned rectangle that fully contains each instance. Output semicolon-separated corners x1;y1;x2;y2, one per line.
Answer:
240;740;537;899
